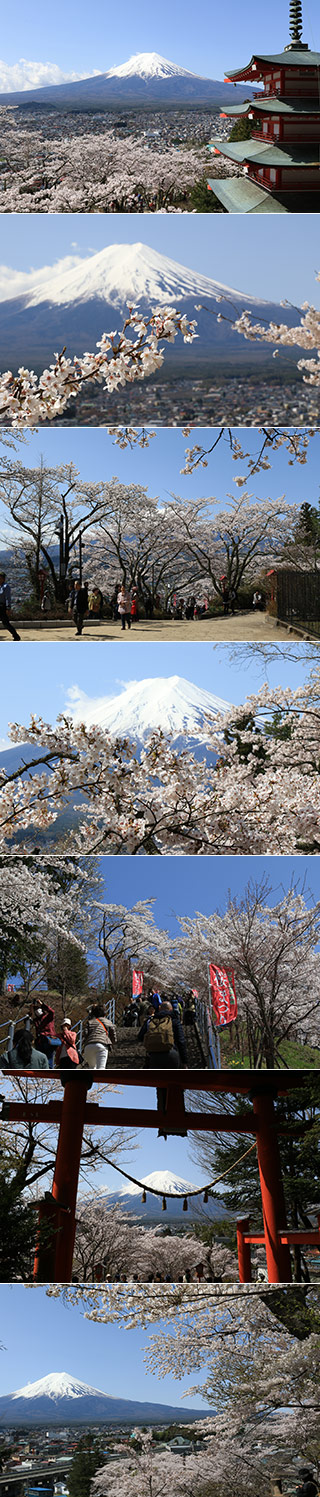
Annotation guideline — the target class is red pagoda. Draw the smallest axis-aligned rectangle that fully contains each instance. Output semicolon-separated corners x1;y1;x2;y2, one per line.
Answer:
208;0;320;212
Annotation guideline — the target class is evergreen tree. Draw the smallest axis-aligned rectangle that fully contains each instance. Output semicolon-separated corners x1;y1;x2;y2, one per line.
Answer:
228;116;253;141
68;1433;107;1497
190;177;222;211
192;1080;320;1280
0;1163;35;1280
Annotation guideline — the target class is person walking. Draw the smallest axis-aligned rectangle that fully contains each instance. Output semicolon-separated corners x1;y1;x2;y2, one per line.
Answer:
74;580;88;636
33;1000;61;1068
139;999;187;1069
0;573;20;640
55;1018;80;1069
2;1028;49;1069
131;589;139;623
117;585;132;630
83;1004;117;1069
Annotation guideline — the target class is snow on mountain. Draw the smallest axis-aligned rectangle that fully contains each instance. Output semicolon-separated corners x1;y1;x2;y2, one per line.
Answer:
23;242;266;312
12;1373;104;1403
68;674;230;743
105;52;205;80
117;1169;197;1197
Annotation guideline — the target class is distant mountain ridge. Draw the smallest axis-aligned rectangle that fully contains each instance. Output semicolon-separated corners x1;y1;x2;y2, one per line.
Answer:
0;49;256;108
0;242;299;377
0;1371;208;1426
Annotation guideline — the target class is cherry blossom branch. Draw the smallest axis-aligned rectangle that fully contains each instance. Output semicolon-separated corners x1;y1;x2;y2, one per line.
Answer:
0;306;198;429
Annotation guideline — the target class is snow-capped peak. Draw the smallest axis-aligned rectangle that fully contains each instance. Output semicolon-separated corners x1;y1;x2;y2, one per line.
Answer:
105;52;204;81
68;674;230;742
23;242;265;312
118;1169;197;1197
12;1372;106;1402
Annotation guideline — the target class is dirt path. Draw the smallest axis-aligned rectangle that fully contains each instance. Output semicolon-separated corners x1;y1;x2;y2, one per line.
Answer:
0;614;292;643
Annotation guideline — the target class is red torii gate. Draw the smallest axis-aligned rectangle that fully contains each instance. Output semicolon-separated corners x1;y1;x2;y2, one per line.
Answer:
1;1069;316;1286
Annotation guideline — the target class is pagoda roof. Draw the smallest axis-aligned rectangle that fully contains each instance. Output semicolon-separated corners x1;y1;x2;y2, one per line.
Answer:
207;177;288;212
222;97;320;117
227;50;320;82
209;137;320;166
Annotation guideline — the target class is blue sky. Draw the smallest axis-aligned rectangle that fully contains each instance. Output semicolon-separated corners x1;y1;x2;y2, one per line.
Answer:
0;427;316;532
0;1286;207;1406
97;854;320;930
0;215;318;307
1;0;319;84
0;641;313;745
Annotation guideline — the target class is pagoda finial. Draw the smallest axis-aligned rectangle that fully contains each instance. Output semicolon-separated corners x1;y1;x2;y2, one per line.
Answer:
289;0;303;44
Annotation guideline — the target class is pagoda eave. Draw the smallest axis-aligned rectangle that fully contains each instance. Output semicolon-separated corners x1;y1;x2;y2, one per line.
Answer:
221;98;320;118
209;138;320;168
207;177;288;212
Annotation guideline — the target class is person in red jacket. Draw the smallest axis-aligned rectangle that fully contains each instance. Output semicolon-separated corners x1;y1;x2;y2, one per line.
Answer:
33;1000;61;1069
55;1019;79;1069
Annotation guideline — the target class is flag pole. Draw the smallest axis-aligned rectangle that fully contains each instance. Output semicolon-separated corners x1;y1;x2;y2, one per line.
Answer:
207;963;221;1070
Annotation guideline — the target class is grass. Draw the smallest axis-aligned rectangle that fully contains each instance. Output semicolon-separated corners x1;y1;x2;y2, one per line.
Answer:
220;1034;320;1070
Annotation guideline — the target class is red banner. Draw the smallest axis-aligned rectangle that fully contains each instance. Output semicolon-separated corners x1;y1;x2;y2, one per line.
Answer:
132;969;144;997
208;964;237;1026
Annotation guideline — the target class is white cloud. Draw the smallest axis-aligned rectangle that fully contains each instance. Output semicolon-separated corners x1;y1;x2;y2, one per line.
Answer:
0;254;85;303
0;58;102;92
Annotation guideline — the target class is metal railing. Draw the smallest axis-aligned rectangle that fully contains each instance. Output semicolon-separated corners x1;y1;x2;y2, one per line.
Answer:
0;1012;31;1057
194;995;221;1070
276;567;320;639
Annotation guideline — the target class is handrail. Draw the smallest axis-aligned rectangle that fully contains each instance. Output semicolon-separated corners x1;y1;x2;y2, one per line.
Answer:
194;995;221;1070
0;1012;31;1054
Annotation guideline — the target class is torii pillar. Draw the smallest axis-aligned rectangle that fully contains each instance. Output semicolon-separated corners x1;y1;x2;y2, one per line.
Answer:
253;1088;292;1283
34;1076;89;1283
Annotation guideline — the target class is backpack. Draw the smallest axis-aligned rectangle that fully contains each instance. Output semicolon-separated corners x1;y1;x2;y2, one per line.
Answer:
144;1013;174;1053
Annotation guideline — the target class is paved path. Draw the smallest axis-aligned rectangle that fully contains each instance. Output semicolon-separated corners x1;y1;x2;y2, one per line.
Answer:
109;1023;204;1070
0;614;291;643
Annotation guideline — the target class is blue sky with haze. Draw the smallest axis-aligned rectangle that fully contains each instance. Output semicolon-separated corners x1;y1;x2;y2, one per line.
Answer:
0;1285;207;1405
1;0;319;84
0;428;318;537
0;214;318;307
0;641;314;746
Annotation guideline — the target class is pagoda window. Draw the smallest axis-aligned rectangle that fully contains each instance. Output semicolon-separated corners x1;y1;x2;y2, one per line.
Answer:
263;120;269;133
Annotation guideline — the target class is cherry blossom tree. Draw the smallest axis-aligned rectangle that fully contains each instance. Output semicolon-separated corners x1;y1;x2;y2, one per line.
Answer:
73;1198;232;1283
91;1430;272;1497
97;900;172;1001
0;110;206;213
0;857;84;992
174;874;320;1065
0;459;110;602
2;668;320;857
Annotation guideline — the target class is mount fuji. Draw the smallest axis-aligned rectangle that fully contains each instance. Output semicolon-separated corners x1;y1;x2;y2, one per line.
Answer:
0;242;299;377
69;674;230;747
0;50;255;109
0;1370;208;1426
104;1168;227;1223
